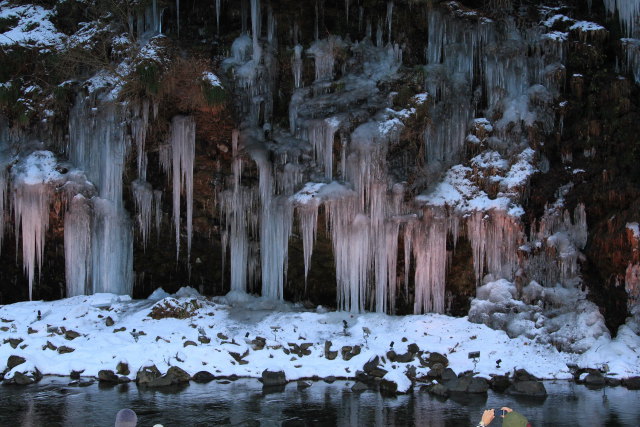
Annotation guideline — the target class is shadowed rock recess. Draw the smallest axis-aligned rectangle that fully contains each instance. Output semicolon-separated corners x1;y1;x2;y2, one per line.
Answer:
0;0;639;344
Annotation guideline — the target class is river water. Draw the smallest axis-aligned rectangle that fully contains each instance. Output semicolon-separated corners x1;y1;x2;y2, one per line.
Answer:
1;378;639;426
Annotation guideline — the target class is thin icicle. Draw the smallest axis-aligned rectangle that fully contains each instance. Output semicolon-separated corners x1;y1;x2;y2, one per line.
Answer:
216;0;221;34
169;115;196;261
132;179;154;249
386;1;394;44
297;200;319;286
292;45;303;89
261;196;294;299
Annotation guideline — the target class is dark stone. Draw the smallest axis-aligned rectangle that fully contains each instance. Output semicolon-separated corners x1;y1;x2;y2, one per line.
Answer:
506;380;547;397
57;346;75;354
584;373;606;387
43;341;57;351
386;350;397;362
394;352;414;363
5;338;23;349
183;340;197;347
324;341;337;360
217;333;228;340
407;343;420;354
605;377;621;387
166;366;191;383
251;337;266;350
70;370;83;380
446;376;471;393
363;356;380;373
440;368;457;382
489;375;511;392
13;372;35;385
468;377;490;393
105;317;114;327
136;365;161;385
513;369;538;382
323;376;336;383
98;370;119;383
116;362;130;376
261;370;287;386
426;352;449;367
341;346;354;361
198;336;211;344
380;379;398;394
147;375;174;387
118;376;131;383
192;371;216;383
622;377;640;390
7;355;26;370
64;330;81;340
351;381;369;392
428;383;449;397
369;368;388;378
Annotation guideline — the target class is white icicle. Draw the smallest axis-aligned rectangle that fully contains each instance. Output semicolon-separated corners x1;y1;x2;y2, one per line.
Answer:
169;115;196;260
261;196;294;299
251;0;262;63
216;0;221;34
292;45;304;89
65;195;92;297
387;1;394;44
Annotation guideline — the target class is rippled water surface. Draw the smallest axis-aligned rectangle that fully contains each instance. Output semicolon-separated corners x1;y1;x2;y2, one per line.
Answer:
1;378;639;426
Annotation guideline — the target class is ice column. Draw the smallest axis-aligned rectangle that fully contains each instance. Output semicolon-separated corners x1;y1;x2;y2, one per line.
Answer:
169;115;196;260
65;195;92;297
292;45;304;89
261;196;294;299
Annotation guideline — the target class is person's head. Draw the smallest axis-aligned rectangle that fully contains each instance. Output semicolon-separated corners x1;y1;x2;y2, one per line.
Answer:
115;409;137;427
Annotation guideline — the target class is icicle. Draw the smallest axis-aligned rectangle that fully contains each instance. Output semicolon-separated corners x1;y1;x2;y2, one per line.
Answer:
11;151;59;300
292;45;304;89
251;0;262;63
603;0;640;37
176;0;180;36
376;20;383;47
308;36;342;82
305;117;340;180
153;190;163;234
215;0;221;34
132;99;150;180
0;156;7;250
386;1;393;44
132;179;154;249
315;1;319;41
345;0;350;24
169;115;196;261
297;199;319;286
153;0;159;33
65;195;92;297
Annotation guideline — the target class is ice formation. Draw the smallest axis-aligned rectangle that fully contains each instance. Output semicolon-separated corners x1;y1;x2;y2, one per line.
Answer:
169;115;196;260
11;151;60;300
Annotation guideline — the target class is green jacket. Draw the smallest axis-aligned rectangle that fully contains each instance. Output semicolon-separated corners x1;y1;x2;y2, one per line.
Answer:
502;411;530;427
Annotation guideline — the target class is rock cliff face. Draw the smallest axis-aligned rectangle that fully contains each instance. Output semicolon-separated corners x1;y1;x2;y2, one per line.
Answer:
0;0;639;340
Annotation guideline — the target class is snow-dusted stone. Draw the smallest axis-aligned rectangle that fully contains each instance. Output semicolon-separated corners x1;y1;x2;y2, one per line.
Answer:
440;368;457;382
351;381;369;392
98;370;119;383
261;369;287;386
13;371;36;385
116;362;130;376
136;365;161;385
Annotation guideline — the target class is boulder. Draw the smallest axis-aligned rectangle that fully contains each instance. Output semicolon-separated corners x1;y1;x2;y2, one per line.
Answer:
506;380;547;397
380;378;398;394
467;377;490;393
513;369;538;382
165;366;190;384
116;362;130;376
297;380;312;389
324;341;338;360
489;375;511;392
13;372;36;385
136;365;161;385
605;377;621;387
7;355;26;370
183;340;197;347
261;370;287;386
105;316;114;327
584;373;606;387
64;330;81;340
622;377;640;390
98;370;119;383
428;383;449;397
192;371;216;383
70;370;83;380
424;352;449;368
440;368;457;382
57;346;75;354
351;382;369;392
250;337;266;350
363;356;380;373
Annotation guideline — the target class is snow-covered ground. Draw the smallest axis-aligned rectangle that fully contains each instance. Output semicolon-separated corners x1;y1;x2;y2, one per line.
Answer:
1;288;639;393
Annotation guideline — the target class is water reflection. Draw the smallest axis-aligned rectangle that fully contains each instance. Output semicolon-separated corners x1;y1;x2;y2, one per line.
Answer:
0;378;638;426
